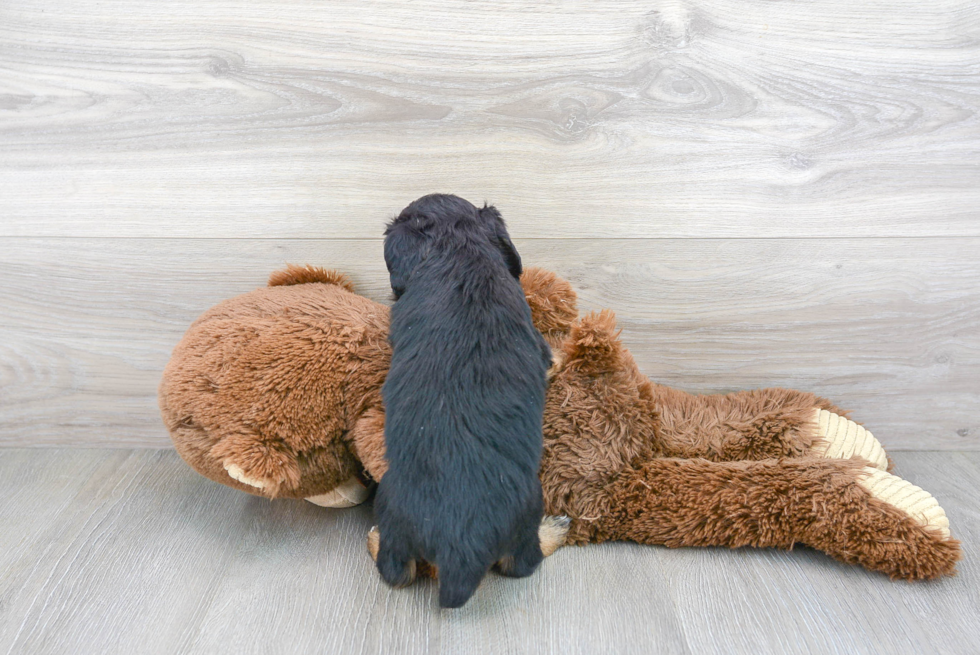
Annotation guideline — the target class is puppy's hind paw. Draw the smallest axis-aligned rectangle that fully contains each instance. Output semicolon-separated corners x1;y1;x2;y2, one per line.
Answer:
369;526;438;579
539;515;571;556
367;526;381;562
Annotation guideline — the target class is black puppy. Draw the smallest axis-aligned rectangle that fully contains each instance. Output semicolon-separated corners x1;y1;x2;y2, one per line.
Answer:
375;194;551;608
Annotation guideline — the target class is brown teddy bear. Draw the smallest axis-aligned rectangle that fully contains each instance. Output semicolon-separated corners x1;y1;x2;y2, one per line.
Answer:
159;264;960;581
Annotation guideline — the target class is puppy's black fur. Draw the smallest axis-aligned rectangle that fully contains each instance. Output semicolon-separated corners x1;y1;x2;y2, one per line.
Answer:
375;194;551;608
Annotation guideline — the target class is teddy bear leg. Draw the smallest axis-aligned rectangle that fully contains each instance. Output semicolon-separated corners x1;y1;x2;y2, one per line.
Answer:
606;458;960;580
652;386;888;468
815;465;956;579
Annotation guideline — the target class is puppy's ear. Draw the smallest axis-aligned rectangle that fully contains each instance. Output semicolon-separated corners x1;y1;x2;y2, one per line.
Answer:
480;204;522;279
383;219;427;299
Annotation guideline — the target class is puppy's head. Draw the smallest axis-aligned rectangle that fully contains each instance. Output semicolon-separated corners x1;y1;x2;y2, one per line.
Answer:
384;194;522;298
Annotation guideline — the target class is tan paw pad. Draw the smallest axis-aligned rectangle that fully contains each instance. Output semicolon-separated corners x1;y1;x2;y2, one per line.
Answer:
224;462;268;490
539;515;571;557
367;526;380;561
547;351;566;380
812;409;888;470
367;516;568;563
306;477;371;508
857;467;951;539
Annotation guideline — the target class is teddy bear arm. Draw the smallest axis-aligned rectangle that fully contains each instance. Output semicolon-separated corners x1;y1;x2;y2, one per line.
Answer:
650;386;889;469
208;431;305;498
519;267;579;338
602;457;959;580
347;406;389;482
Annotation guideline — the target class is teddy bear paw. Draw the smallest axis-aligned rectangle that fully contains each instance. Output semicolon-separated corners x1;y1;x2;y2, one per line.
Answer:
305;477;371;508
857;467;951;539
811;409;888;470
224;462;269;490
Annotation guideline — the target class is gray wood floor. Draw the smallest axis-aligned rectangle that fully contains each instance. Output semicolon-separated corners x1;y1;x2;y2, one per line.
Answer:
1;449;977;655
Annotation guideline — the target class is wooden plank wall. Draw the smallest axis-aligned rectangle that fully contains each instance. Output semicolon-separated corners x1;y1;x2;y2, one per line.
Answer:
1;0;978;448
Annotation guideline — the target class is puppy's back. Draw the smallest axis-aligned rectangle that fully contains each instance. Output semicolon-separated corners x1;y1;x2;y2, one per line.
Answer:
377;194;550;607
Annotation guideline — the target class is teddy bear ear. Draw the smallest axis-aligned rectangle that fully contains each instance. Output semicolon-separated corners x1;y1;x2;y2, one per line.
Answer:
268;264;355;291
562;309;624;375
520;267;579;337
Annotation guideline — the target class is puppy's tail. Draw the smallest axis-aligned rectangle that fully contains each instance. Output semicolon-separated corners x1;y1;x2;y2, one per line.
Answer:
268;264;355;291
437;558;487;609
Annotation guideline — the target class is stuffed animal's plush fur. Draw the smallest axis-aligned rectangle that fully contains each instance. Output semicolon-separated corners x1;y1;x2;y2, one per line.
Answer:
377;195;550;607
159;265;961;582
